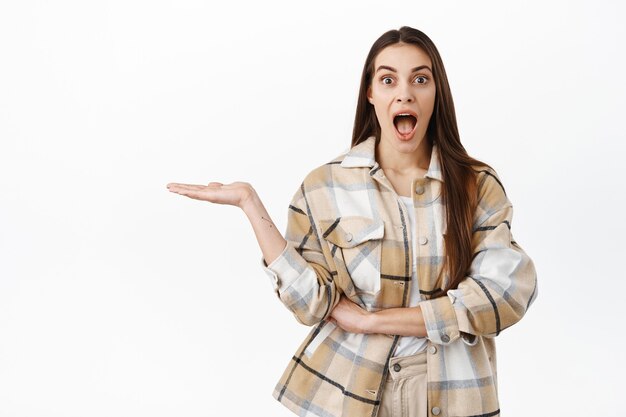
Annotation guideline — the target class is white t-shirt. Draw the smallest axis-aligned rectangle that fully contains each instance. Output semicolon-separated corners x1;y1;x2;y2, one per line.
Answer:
393;195;428;356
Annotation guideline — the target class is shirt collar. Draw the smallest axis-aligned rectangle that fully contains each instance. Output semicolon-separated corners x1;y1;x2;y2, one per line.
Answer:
340;135;444;183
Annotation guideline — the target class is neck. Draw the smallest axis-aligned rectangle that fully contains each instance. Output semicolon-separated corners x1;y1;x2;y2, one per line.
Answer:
375;136;432;174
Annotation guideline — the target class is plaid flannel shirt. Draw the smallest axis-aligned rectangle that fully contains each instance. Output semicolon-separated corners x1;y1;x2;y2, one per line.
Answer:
261;136;538;417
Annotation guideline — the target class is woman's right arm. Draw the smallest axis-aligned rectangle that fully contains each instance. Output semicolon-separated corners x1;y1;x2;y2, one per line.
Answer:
167;181;287;265
240;187;289;267
167;181;340;325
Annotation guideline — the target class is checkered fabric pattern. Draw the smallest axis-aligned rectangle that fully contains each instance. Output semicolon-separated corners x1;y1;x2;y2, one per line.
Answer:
261;136;538;417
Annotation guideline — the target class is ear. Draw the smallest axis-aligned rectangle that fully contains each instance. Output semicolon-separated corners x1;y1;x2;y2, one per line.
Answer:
367;87;373;104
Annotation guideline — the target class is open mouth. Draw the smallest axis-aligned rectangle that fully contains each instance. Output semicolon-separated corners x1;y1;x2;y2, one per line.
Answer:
393;114;418;137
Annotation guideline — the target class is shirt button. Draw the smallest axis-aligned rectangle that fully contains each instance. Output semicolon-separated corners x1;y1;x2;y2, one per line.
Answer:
345;233;353;242
441;334;450;343
431;406;441;415
428;345;437;354
393;363;401;372
418;236;428;245
415;185;425;195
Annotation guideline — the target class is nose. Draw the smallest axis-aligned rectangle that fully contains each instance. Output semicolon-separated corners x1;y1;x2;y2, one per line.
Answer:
395;84;414;103
396;96;413;103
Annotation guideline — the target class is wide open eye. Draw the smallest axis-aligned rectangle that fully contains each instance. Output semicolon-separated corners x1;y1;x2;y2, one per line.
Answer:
382;77;393;85
414;75;429;84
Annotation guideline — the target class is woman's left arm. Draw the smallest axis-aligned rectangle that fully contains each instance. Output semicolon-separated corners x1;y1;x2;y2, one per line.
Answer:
418;169;539;345
330;168;538;344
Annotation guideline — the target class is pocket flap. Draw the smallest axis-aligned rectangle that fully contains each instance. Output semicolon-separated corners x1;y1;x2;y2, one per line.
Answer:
319;216;384;248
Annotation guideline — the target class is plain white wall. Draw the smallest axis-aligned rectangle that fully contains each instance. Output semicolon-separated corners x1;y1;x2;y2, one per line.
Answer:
1;0;624;416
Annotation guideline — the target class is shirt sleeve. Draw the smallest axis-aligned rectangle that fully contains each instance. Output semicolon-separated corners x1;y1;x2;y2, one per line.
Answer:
260;183;342;326
419;168;539;345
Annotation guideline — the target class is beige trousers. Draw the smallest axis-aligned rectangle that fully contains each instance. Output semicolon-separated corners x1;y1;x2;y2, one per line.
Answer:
377;350;428;417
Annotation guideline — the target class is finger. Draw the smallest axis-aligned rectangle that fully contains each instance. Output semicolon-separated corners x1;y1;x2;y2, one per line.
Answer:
168;182;200;188
168;183;206;191
343;296;356;306
207;182;223;187
169;185;229;203
170;189;208;200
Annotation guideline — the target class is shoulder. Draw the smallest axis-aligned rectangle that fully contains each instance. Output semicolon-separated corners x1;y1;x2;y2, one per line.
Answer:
471;163;512;225
473;165;507;199
300;146;355;187
288;147;354;206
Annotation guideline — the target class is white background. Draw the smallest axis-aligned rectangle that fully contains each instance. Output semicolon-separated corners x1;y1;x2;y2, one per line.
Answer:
1;1;624;416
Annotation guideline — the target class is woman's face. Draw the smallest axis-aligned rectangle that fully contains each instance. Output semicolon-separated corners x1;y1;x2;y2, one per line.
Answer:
367;42;436;154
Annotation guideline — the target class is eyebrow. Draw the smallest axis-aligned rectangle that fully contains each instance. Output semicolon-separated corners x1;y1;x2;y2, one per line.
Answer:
375;65;433;74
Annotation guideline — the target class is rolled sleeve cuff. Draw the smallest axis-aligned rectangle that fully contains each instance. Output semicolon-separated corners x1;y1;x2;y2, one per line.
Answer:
260;241;307;293
419;295;461;345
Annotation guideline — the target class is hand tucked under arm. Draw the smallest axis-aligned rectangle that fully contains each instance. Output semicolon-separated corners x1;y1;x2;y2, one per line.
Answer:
329;296;427;337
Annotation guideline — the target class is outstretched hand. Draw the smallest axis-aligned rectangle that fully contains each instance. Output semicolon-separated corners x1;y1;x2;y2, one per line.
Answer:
167;179;287;270
166;181;256;209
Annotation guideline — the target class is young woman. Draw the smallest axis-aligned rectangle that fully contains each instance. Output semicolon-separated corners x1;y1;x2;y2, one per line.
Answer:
167;26;538;417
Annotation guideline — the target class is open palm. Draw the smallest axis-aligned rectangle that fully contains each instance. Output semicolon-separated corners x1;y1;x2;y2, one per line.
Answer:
166;181;254;208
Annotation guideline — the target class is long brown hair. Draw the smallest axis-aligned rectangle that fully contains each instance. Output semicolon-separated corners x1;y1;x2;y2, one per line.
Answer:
352;26;491;298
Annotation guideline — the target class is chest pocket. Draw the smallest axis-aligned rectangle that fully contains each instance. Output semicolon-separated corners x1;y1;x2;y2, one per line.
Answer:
319;216;384;295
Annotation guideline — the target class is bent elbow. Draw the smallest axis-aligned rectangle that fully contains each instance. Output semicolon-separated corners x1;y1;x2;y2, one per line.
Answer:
280;279;337;327
292;312;324;327
469;293;535;338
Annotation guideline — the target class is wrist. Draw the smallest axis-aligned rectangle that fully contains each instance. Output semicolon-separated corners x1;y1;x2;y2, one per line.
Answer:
241;189;262;215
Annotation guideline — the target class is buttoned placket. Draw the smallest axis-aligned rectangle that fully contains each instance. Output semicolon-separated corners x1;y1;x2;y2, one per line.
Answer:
370;164;446;417
410;176;447;417
411;177;433;298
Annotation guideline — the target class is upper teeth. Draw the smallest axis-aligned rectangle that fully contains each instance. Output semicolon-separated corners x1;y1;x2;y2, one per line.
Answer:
398;113;411;116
